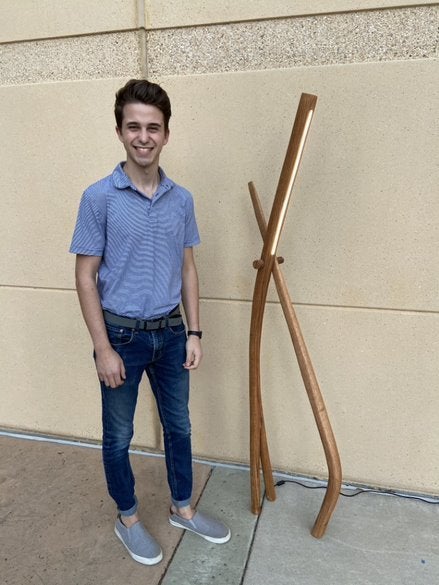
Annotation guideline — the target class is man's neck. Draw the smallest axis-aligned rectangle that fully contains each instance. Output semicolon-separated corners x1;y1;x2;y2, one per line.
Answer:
123;161;160;199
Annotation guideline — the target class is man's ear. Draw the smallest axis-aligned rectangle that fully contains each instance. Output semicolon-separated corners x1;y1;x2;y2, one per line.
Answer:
115;125;122;141
164;128;170;145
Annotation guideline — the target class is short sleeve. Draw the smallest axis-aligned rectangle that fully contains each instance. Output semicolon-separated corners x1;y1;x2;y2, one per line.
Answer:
69;190;106;256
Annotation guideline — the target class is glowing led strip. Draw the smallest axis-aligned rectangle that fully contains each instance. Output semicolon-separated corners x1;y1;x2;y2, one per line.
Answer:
270;109;314;256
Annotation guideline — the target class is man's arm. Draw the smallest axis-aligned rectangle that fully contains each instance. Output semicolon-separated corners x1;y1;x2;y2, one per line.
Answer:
75;254;126;388
181;247;203;370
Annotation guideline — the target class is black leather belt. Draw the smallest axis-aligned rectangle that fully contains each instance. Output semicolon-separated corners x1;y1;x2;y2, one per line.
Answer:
103;306;182;331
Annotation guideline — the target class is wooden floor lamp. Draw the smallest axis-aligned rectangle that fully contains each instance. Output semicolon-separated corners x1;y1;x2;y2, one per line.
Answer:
249;93;342;538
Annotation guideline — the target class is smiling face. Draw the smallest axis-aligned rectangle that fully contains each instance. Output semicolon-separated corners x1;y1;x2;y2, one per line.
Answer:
116;102;169;173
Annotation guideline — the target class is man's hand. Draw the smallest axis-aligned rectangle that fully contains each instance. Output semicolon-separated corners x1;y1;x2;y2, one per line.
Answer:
183;336;203;370
95;346;126;388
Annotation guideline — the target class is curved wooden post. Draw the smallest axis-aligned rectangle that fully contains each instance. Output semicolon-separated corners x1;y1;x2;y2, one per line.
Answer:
249;94;318;514
249;181;342;538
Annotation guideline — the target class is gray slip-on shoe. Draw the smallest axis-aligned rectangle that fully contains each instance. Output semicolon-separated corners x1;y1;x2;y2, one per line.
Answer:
169;510;231;544
114;516;163;565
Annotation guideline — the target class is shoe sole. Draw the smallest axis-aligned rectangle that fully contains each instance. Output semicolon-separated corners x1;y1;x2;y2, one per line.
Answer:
169;517;231;544
114;526;163;565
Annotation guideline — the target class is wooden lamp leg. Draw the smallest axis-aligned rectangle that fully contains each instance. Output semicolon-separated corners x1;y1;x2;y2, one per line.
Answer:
248;93;341;537
249;182;342;538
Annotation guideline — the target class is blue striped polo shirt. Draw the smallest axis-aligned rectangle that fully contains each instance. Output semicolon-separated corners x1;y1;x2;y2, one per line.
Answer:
70;163;200;319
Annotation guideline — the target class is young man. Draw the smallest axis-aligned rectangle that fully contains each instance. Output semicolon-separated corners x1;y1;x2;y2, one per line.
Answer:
70;79;230;565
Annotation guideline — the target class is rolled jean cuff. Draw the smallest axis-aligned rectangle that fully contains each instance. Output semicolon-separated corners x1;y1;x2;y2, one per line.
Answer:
171;496;192;509
119;495;138;517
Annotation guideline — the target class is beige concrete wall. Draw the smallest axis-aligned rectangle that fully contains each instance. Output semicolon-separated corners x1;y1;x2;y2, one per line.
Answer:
2;1;436;40
144;0;439;28
1;1;438;495
0;0;139;42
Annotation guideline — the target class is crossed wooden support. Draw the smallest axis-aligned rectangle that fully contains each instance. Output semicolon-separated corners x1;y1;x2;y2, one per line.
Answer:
249;93;342;538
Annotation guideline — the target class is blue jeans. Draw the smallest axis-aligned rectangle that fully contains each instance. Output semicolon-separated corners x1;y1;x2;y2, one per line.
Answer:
100;319;192;516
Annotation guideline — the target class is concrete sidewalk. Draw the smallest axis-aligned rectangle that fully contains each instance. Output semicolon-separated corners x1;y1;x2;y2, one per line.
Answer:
1;434;438;585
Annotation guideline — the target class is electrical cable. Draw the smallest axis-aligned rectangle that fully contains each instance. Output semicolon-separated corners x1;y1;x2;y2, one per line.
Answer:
275;479;439;505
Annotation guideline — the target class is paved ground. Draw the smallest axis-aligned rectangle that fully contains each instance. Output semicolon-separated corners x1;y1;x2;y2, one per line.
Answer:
1;433;438;585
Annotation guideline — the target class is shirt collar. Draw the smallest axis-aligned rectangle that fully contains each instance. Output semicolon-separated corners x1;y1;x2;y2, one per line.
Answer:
111;163;174;196
112;162;131;189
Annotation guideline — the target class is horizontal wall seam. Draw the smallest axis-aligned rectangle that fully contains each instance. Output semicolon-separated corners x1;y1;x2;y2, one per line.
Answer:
202;298;439;317
0;28;142;46
0;6;437;85
2;286;439;317
143;3;439;32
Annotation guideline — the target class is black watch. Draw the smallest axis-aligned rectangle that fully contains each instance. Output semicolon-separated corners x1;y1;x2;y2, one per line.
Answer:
187;330;203;339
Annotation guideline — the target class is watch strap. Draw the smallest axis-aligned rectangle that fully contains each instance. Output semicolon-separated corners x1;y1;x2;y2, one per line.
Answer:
187;330;203;339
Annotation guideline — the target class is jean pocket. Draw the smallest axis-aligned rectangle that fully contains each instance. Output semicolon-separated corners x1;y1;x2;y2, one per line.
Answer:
106;323;135;346
168;322;186;337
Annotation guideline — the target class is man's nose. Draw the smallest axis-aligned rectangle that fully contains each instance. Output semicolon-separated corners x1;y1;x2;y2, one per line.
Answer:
139;128;149;143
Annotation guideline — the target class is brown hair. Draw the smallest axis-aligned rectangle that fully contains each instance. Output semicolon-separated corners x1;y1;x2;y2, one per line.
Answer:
114;79;172;131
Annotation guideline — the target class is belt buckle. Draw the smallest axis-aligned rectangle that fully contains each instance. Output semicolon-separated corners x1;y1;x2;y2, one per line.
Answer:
145;315;171;330
157;316;168;329
147;317;164;331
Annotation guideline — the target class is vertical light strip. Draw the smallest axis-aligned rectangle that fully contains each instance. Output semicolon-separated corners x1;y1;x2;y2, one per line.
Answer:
270;109;314;256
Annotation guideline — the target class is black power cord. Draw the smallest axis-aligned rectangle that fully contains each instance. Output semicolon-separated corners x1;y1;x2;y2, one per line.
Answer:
275;479;439;504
